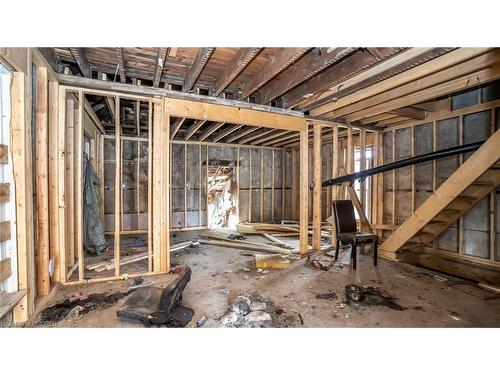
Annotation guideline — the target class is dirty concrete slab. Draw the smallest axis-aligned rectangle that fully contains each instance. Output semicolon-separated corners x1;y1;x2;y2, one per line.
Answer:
172;230;500;328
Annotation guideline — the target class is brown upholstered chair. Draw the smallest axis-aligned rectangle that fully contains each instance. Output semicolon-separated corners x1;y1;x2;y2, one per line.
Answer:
332;200;378;270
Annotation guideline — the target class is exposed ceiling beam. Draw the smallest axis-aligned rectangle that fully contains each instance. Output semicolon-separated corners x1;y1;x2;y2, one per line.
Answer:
212;48;261;96
115;47;127;83
280;48;404;109
256;47;356;104
366;48;385;61
307;48;458;115
184;47;215;92
212;124;244;143
184;120;207;141
240;48;309;99
69;47;91;77
170;117;186;140
331;49;498;121
344;60;500;122
390;106;427;120
251;130;293;145
38;48;60;73
153;47;170;88
225;126;259;143
198;122;225;141
239;128;275;144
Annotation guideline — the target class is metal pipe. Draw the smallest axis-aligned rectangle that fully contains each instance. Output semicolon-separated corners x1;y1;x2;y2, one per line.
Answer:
322;141;485;187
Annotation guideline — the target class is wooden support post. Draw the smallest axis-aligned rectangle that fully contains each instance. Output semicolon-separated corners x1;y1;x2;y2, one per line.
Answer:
299;128;309;255
376;132;384;238
199;144;202;227
114;96;121;276
161;100;170;271
271;150;275;223
147;102;153;272
152;101;162;271
76;91;84;281
281;150;285;222
66;98;75;268
57;86;67;283
490;108;496;261
184;145;187;228
359;128;366;215
11;72;35;322
411;125;416;213
331;125;339;243
391;129;396;227
458;115;464;255
48;82;60;283
347;125;354;174
136;140;141;230
249;149;252;222
312;124;322;251
291;151;297;220
260;149;264;223
35;67;50;296
237;146;240;223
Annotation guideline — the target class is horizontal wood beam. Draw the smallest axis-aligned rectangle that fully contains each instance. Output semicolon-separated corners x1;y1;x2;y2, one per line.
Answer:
312;48;490;117
257;47;356;104
38;48;60;73
281;48;403;109
240;47;309;99
58;74;304;118
184;48;215;92
213;48;261;96
390;106;427;120
164;97;307;131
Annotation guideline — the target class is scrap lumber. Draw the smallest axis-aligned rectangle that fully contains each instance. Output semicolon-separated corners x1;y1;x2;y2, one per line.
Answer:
262;233;294;249
236;223;300;234
199;238;298;255
255;254;291;269
86;241;198;272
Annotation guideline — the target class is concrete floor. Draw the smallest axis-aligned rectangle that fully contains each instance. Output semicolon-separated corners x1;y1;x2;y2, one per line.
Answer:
39;229;500;327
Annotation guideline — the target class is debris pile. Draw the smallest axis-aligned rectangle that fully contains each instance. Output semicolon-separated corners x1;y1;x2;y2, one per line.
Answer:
40;291;133;323
197;293;303;328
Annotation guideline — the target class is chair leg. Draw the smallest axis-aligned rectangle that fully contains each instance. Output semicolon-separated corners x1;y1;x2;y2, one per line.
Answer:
335;240;340;261
373;239;378;267
352;241;357;270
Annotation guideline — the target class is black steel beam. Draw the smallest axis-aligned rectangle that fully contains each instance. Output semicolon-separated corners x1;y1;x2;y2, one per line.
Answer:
322;141;486;187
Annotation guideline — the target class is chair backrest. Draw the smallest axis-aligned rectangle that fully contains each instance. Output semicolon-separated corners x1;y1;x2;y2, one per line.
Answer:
332;200;357;235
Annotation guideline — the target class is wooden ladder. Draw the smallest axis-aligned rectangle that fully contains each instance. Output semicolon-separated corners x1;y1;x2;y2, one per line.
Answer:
379;128;500;260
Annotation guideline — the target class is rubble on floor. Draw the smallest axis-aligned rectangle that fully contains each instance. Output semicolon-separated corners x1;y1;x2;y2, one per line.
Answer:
196;292;303;328
40;290;133;322
345;284;405;311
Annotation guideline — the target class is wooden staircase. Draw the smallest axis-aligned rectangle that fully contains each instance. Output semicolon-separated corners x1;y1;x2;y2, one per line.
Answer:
379;128;500;260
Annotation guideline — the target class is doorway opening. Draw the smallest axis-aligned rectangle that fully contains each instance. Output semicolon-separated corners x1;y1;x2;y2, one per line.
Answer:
207;161;238;229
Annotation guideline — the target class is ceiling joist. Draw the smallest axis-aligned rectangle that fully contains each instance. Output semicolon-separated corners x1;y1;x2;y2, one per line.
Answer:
184;47;215;92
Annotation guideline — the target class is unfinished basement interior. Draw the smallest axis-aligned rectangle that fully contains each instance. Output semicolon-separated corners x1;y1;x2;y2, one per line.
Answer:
1;46;500;328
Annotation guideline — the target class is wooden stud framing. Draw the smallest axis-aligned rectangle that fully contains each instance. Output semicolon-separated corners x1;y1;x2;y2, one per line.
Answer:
11;72;34;321
75;91;84;281
271;150;275;223
299;127;309;255
331;125;339;243
260;150;264;223
391;129;396;228
147;102;153;272
113;96;121;277
57;85;67;284
359;128;367;216
35;67;50;296
66;98;75;269
312;124;322;251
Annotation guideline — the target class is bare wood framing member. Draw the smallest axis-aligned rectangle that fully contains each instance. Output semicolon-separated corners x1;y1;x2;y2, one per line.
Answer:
331;125;339;244
260;150;264;222
271;150;275;223
114;96;121;276
11;72;35;322
35;67;50;296
359;128;367;214
312;124;322;251
162;101;171;271
147;102;153;272
74;91;84;281
163;97;307;131
184;48;215;92
57;86;67;283
291;151;297;220
299;127;309;255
